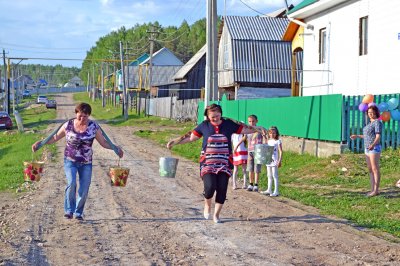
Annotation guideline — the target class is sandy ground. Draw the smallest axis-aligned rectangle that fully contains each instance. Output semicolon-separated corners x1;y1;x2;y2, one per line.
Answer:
1;93;400;266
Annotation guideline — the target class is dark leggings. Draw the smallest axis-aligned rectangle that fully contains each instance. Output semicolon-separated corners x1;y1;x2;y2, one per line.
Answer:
202;172;230;204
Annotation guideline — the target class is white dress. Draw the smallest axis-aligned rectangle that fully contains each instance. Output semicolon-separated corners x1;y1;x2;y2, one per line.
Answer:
266;139;282;167
231;133;248;166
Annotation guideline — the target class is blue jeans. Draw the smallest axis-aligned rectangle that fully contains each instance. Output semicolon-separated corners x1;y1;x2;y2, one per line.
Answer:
365;144;382;155
64;158;93;217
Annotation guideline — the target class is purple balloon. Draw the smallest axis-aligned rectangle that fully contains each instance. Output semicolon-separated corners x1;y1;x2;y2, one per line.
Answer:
358;103;368;112
368;102;376;107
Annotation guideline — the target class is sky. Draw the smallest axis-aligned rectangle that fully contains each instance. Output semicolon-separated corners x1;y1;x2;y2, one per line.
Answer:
0;0;302;68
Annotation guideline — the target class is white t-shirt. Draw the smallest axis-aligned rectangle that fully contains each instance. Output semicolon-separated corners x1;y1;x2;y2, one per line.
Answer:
266;139;282;167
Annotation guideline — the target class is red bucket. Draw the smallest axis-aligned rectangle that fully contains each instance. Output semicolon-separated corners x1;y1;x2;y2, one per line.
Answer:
23;161;45;182
109;166;130;187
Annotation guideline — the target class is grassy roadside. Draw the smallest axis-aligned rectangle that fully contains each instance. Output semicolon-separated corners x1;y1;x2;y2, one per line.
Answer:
2;93;399;239
74;92;400;239
138;128;400;239
0;98;57;191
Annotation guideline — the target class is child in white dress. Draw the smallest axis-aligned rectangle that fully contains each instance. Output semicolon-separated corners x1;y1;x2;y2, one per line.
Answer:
261;126;283;197
232;133;248;190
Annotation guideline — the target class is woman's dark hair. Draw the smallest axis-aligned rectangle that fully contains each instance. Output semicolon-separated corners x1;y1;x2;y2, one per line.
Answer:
367;105;380;118
203;103;223;118
75;102;92;115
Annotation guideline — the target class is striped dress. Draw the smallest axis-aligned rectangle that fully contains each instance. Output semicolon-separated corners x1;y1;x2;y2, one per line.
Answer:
192;118;243;177
231;133;248;165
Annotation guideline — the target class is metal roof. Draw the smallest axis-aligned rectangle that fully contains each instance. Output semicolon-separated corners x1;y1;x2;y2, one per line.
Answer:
127;65;182;88
231;40;293;84
173;44;206;81
225;16;289;41
140;47;183;66
129;53;149;66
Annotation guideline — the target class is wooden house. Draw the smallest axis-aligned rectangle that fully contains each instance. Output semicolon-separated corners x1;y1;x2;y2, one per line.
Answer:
217;15;293;99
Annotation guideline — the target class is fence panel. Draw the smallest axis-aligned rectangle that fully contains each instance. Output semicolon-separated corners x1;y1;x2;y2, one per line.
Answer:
198;94;343;142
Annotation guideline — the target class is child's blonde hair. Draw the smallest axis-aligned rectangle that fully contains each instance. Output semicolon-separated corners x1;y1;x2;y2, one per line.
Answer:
268;126;280;140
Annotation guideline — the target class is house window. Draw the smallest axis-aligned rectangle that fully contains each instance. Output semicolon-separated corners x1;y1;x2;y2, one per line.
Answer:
223;37;229;69
359;16;368;56
319;28;327;64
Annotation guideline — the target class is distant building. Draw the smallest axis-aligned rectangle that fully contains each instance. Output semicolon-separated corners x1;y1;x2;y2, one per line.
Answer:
64;76;84;87
127;47;183;97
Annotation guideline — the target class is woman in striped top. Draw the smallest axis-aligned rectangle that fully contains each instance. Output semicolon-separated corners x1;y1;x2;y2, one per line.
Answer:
167;104;266;223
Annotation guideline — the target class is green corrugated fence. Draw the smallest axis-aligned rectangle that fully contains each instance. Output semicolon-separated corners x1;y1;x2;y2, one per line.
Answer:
198;94;343;142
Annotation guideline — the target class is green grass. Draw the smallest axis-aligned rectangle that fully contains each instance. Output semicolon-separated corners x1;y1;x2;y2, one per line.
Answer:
73;92;179;127
134;124;400;239
2;92;399;239
0;102;57;191
76;93;400;239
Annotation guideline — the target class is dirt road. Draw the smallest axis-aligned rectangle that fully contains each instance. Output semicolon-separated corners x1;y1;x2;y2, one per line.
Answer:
1;94;399;265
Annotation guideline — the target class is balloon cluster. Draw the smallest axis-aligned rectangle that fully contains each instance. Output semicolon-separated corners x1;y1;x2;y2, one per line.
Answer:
359;94;400;122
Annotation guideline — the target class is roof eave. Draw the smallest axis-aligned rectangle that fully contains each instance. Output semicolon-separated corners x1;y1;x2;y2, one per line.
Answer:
289;0;349;19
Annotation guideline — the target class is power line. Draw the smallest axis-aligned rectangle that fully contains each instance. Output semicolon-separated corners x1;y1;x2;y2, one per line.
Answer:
238;0;270;16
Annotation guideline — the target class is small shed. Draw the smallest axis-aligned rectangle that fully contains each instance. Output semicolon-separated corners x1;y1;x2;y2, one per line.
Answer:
218;16;293;99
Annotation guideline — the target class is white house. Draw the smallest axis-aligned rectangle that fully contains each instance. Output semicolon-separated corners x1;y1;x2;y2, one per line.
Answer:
287;0;400;96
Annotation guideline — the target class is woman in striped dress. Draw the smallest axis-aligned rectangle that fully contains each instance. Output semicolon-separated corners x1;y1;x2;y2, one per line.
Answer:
167;104;266;223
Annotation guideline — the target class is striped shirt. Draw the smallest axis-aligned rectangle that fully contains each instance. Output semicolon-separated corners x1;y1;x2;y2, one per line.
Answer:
193;118;242;177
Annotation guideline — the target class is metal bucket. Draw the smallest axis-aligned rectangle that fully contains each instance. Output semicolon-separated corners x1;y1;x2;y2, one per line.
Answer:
159;157;179;178
254;144;274;165
109;166;130;187
23;161;45;182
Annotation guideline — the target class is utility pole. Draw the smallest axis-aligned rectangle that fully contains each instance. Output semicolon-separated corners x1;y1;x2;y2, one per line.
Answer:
2;50;7;113
7;58;10;115
119;41;128;120
101;62;105;107
211;0;218;101
146;25;159;116
92;64;95;101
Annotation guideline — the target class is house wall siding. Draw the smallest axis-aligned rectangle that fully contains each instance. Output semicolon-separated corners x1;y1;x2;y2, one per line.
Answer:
301;0;400;96
218;26;235;87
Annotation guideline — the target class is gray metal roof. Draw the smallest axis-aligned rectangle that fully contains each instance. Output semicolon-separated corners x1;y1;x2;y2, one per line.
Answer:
231;40;293;84
127;65;182;88
225;16;289;41
173;44;206;81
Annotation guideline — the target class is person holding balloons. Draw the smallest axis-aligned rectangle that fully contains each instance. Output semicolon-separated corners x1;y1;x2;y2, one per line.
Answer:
350;105;382;197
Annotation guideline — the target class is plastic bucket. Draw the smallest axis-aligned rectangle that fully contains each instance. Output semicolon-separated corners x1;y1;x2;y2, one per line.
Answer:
109;166;130;187
23;161;45;182
254;144;274;165
159;157;179;178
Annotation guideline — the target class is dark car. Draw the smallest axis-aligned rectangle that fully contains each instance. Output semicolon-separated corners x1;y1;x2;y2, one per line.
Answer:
22;90;32;98
46;100;57;109
0;111;13;130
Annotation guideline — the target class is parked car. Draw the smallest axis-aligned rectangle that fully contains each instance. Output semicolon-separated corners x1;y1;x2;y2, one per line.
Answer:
0;111;13;130
22;90;32;98
37;95;48;104
46;99;57;109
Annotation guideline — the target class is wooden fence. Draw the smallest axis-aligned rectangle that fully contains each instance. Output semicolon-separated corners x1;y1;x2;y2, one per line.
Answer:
139;96;200;121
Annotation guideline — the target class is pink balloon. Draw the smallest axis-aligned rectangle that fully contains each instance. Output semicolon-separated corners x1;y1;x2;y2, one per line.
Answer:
368;102;376;107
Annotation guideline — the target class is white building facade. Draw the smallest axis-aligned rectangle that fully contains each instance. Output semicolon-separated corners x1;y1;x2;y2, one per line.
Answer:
289;0;400;96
